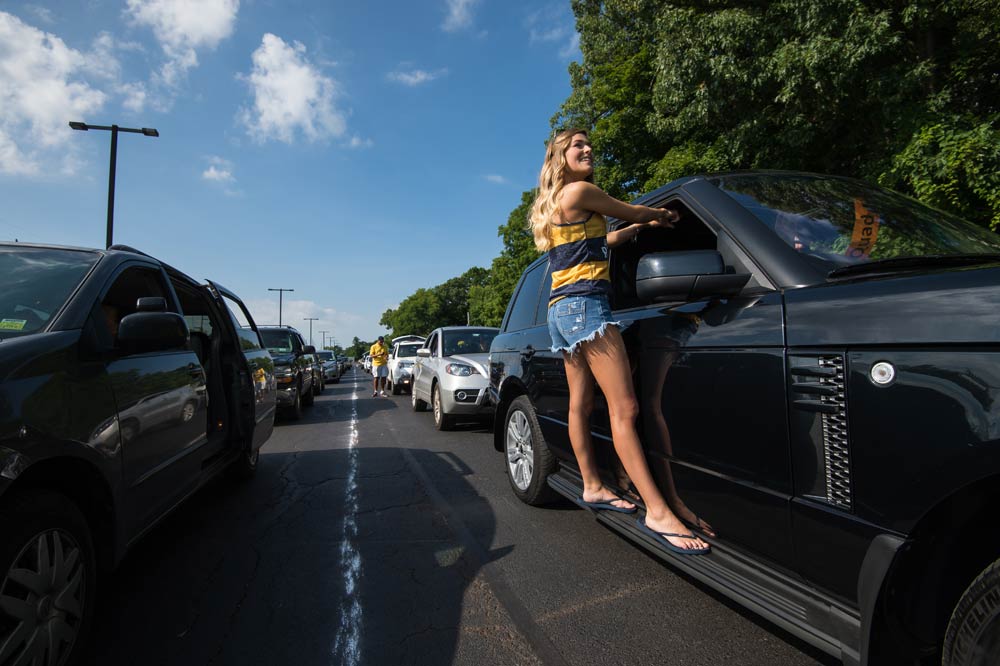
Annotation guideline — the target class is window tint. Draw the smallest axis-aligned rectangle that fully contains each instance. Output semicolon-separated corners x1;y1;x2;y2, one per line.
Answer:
504;264;543;332
101;266;170;341
442;328;497;355
535;265;553;326
221;293;262;351
261;329;293;352
0;247;98;338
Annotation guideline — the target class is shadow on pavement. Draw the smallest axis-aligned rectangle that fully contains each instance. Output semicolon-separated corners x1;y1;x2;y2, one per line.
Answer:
81;445;516;666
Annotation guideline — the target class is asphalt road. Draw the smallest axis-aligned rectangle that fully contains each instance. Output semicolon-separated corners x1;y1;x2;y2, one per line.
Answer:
83;368;835;666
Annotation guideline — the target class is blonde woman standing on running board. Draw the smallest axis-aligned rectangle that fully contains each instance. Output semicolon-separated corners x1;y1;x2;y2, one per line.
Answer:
530;128;709;554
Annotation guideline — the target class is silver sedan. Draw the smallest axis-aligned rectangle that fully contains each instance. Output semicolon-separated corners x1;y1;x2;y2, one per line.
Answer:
410;326;498;430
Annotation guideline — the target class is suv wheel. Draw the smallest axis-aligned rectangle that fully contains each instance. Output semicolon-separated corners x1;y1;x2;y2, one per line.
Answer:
0;490;96;666
302;378;315;406
505;395;556;505
314;376;324;396
943;557;1000;665
391;378;402;396
287;387;303;420
432;384;453;431
411;386;427;412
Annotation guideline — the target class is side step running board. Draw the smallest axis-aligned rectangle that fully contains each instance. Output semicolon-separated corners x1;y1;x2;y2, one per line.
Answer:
546;470;861;666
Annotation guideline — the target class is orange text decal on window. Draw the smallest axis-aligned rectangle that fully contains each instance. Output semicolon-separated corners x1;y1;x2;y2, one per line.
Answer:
847;199;880;259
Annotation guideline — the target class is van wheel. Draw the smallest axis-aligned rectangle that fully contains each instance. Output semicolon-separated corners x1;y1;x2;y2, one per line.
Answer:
230;446;260;480
411;387;427;412
504;396;556;505
0;490;97;666
943;557;1000;665
432;384;453;431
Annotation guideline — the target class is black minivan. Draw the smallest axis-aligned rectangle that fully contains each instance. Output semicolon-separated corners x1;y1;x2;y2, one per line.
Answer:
489;172;1000;666
0;243;276;665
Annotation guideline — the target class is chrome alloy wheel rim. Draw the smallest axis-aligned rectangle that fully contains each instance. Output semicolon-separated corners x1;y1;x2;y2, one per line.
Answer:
433;387;441;423
0;529;86;666
506;410;534;491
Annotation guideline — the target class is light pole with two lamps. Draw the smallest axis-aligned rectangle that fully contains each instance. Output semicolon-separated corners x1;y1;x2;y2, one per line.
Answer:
69;121;159;249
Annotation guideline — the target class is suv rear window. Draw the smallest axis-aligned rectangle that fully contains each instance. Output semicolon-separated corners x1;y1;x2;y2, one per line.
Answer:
0;247;98;338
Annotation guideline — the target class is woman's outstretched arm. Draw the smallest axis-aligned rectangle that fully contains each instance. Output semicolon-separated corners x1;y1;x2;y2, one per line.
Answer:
560;181;678;247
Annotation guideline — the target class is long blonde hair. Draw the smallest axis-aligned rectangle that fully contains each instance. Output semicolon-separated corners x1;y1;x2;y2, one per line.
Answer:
529;128;592;252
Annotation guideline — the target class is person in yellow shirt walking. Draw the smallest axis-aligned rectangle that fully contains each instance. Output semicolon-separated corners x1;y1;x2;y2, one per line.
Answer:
369;336;390;397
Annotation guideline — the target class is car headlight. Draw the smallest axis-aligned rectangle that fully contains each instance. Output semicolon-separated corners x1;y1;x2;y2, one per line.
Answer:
445;363;478;376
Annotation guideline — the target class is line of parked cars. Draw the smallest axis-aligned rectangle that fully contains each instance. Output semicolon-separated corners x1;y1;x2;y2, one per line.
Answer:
487;171;1000;666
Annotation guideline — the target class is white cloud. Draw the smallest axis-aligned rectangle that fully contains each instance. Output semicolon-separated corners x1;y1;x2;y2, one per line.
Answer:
442;0;478;32
244;298;364;345
484;174;507;184
202;155;241;196
0;12;107;175
526;6;580;60
386;67;447;87
24;5;55;25
125;0;239;90
348;136;373;149
239;33;346;144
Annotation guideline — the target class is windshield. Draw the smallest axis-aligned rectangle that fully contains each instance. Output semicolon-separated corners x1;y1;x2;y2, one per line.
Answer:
395;343;421;358
260;329;294;353
712;174;1000;271
442;329;497;356
0;247;99;338
316;351;333;361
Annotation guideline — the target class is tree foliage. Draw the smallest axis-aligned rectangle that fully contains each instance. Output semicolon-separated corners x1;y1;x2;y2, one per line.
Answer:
554;0;1000;228
379;267;490;337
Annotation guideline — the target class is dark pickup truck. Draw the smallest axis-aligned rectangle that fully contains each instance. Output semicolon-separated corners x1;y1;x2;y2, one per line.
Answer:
489;172;1000;666
0;243;275;666
258;325;316;419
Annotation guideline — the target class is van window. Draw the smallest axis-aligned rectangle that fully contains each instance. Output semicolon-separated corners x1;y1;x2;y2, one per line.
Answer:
504;264;544;332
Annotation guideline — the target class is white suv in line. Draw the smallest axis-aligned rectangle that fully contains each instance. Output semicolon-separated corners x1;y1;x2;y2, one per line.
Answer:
388;337;424;395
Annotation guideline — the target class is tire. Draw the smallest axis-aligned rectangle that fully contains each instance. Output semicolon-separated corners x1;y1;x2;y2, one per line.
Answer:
391;378;401;396
0;489;97;666
411;386;427;412
432;383;454;431
504;395;557;505
943;557;1000;666
230;446;260;480
301;378;315;406
286;387;303;420
314;375;324;396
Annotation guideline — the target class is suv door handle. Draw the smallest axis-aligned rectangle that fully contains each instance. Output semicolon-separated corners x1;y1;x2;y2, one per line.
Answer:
520;346;536;359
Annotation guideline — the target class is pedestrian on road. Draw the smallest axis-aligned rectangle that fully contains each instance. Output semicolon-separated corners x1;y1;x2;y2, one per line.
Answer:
370;336;390;397
529;128;709;554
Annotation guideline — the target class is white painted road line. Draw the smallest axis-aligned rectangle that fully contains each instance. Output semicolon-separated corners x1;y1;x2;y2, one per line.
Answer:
332;382;362;665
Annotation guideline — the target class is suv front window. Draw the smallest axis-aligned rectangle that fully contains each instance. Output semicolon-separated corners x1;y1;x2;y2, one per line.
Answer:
0;247;98;338
713;174;1000;271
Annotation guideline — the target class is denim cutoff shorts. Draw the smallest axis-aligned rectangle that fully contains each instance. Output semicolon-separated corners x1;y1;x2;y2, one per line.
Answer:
547;294;628;354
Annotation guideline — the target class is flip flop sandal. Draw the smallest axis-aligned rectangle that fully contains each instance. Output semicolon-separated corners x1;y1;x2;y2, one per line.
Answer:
635;517;711;555
575;495;637;514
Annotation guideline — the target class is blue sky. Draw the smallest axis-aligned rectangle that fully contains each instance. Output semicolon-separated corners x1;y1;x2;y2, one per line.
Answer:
0;0;579;346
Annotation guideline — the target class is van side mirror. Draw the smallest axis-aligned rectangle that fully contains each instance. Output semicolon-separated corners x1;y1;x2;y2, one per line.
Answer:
636;250;751;303
118;312;189;352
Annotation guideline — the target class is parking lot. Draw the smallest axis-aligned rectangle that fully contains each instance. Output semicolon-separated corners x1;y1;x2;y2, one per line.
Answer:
82;368;832;666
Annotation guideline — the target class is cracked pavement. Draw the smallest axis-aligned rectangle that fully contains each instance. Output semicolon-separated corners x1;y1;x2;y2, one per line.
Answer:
82;369;832;666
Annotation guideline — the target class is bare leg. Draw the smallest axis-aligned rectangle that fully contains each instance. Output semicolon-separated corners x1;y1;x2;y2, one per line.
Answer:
580;327;707;550
564;352;635;511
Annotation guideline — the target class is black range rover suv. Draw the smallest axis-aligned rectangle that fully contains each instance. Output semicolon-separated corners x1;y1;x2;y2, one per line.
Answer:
0;243;276;665
488;172;1000;666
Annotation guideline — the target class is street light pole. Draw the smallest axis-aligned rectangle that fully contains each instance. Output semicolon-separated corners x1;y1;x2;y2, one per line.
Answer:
69;122;158;248
267;288;294;326
303;317;318;346
319;330;329;349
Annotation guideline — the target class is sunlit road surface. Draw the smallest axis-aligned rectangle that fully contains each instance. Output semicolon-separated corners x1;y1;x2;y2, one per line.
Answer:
84;368;833;666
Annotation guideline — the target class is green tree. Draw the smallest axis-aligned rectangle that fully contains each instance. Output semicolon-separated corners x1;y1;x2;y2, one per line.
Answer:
553;0;1000;228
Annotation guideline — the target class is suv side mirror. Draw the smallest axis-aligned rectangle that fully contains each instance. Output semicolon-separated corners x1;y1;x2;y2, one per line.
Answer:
118;312;189;352
302;345;316;354
636;250;751;303
416;348;431;358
